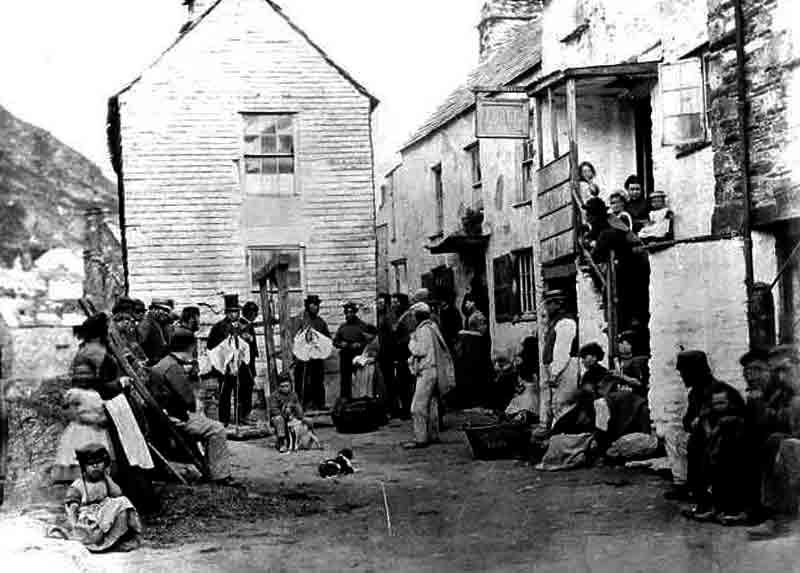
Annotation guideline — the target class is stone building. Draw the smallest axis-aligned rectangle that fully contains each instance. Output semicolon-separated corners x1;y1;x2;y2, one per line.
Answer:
376;2;543;360
108;0;379;397
383;0;796;435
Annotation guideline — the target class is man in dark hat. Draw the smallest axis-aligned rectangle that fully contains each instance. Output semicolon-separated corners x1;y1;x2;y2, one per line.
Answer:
333;302;375;401
292;295;330;410
207;294;253;426
663;350;744;506
539;289;579;430
110;297;149;376
149;328;234;484
138;298;175;366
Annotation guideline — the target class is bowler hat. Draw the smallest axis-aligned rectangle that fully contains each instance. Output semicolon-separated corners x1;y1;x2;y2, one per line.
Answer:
676;350;709;372
739;347;770;366
150;298;174;311
223;293;240;311
411;288;430;304
305;294;321;306
112;296;136;316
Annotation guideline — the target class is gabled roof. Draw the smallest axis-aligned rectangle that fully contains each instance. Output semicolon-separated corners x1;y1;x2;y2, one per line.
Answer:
401;21;541;151
111;0;378;109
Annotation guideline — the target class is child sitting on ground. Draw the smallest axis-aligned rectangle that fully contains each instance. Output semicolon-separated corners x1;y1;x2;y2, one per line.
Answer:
269;373;303;453
638;190;674;242
62;443;142;552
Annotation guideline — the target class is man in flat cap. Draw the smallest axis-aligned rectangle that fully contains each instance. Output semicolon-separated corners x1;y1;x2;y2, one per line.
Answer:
138;298;175;366
333;302;375;401
539;289;579;430
404;302;455;448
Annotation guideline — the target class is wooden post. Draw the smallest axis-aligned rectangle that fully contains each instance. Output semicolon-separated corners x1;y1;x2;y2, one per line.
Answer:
274;265;292;376
606;251;618;369
565;78;580;349
535;96;544;169
258;277;279;394
548;88;559;159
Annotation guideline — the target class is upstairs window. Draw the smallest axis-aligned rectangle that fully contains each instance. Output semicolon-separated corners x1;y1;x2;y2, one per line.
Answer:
660;58;708;146
466;142;482;208
432;163;444;233
243;114;295;195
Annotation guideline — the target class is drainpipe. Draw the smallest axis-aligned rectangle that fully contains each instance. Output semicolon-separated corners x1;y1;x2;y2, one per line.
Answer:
734;0;756;344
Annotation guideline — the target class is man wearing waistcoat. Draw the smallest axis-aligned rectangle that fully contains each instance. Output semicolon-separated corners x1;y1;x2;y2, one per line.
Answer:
540;289;580;429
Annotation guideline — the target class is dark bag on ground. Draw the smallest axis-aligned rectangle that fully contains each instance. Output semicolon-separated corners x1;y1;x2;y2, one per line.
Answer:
332;397;387;434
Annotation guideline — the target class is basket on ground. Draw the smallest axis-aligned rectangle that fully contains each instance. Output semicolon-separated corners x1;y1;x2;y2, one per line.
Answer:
463;423;532;460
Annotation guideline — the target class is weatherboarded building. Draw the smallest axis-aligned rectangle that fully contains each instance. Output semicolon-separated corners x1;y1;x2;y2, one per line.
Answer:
107;0;378;393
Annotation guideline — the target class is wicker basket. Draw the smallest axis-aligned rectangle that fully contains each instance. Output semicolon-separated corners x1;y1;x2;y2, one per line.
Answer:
463;423;532;460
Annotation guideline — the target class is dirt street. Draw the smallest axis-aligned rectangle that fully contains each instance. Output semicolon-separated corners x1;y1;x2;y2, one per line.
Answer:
75;414;800;572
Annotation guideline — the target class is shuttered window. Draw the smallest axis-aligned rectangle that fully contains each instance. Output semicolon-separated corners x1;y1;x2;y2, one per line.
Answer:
660;58;707;145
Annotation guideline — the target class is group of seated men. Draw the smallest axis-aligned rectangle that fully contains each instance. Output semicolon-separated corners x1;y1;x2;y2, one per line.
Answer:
663;345;800;539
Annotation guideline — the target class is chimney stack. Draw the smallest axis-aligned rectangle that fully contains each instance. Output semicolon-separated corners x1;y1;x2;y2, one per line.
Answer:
182;0;214;29
478;0;543;62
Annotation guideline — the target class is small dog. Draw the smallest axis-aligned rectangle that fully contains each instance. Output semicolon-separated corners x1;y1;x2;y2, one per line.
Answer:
318;448;355;478
287;415;322;452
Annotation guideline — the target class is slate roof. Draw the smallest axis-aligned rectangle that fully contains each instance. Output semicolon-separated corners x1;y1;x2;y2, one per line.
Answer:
111;0;378;109
401;21;542;151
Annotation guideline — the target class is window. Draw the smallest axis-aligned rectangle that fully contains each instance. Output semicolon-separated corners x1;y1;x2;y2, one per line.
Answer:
391;258;408;294
515;248;535;315
521;139;536;203
660;57;707;146
243;114;295;195
466;143;482;208
494;249;535;323
432;164;444;233
248;246;303;293
378;184;387;208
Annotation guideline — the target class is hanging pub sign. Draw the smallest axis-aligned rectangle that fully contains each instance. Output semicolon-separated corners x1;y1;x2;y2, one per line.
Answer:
475;97;529;139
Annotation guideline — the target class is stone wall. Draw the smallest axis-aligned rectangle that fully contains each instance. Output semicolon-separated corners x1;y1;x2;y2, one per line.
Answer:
707;0;800;229
648;239;758;434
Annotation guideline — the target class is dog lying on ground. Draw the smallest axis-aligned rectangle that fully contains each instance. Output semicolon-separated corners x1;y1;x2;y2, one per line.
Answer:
287;415;322;451
318;448;355;478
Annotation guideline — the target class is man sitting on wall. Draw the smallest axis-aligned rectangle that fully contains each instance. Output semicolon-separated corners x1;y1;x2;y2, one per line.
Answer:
149;328;235;485
747;345;800;539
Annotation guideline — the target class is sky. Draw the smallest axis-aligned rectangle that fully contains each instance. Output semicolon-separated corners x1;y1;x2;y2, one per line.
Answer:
0;0;486;180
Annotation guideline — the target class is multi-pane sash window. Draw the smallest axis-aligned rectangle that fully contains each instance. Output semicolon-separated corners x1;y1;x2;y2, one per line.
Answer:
243;114;295;195
660;58;707;145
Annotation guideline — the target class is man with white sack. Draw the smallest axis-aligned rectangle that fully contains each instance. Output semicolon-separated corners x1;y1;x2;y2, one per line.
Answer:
292;295;332;410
